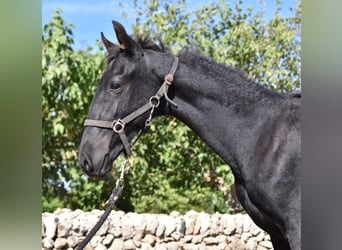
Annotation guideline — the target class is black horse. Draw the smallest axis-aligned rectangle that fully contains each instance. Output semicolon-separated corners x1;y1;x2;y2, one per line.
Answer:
79;21;301;250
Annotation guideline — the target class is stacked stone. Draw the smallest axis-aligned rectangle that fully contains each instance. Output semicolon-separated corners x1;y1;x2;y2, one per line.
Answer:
42;209;273;250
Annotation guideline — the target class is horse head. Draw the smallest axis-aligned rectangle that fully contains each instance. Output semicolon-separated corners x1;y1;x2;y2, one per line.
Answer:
79;21;175;176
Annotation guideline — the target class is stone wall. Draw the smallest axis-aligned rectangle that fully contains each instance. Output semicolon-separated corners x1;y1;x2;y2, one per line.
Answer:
42;208;273;250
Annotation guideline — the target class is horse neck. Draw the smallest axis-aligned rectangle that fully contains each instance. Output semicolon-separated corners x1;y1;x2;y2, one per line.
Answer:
161;53;285;169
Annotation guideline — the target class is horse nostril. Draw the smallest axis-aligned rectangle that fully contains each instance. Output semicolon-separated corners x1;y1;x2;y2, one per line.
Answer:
81;152;94;174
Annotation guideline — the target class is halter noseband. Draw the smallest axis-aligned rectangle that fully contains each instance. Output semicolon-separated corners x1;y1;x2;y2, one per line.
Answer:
83;56;179;158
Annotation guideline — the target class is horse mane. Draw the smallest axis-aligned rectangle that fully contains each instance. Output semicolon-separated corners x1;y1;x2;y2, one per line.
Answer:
177;50;282;99
136;36;168;52
107;35;284;99
134;36;249;83
133;36;245;78
107;35;245;82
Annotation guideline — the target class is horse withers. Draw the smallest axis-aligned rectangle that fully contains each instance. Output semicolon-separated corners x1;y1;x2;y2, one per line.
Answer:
79;21;301;250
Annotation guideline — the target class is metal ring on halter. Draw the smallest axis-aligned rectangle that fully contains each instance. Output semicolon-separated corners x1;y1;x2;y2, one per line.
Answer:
113;119;125;133
149;96;160;108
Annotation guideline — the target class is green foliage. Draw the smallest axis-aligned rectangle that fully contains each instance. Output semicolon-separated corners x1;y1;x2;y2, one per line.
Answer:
42;9;112;211
124;118;234;213
133;0;301;92
42;1;301;214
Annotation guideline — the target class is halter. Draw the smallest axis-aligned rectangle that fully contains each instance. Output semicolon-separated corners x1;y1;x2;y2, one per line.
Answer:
83;56;179;159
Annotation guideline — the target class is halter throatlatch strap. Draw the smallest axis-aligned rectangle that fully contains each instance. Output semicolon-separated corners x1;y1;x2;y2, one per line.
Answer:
83;56;179;157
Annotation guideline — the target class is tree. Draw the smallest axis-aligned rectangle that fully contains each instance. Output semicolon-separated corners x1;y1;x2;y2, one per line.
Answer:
42;9;112;211
42;0;301;213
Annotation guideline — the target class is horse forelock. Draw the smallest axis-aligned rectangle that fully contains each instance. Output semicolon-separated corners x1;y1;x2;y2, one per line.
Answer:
106;47;121;64
105;35;167;65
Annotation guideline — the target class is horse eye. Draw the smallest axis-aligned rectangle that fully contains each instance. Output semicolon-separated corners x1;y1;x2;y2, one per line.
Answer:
110;82;122;91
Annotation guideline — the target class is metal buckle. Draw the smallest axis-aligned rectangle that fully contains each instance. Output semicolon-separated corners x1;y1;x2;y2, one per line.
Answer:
164;74;173;85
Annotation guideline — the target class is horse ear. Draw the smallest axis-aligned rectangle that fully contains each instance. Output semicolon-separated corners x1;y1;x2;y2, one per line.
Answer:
112;20;142;55
101;32;119;52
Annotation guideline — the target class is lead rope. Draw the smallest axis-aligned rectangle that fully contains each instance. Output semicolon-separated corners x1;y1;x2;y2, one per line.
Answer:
76;128;152;249
76;120;150;249
75;160;128;250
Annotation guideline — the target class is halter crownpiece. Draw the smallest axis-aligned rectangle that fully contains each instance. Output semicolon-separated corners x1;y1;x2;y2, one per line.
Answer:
83;56;179;158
